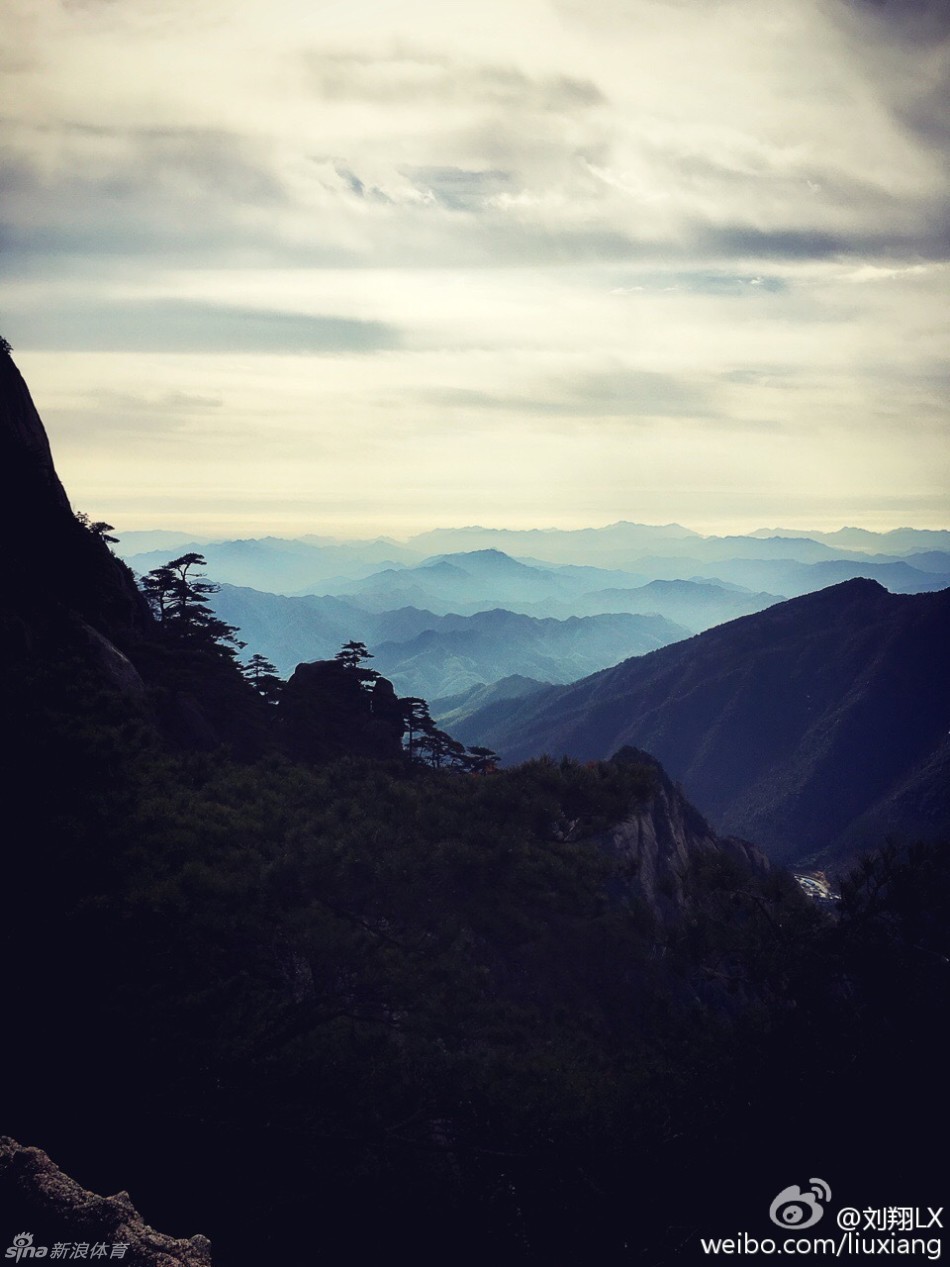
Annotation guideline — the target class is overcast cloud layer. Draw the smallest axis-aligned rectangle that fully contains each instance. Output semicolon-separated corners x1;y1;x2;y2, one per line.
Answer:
1;0;948;535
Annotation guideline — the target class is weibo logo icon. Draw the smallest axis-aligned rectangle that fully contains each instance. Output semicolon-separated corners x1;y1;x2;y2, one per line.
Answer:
769;1179;832;1230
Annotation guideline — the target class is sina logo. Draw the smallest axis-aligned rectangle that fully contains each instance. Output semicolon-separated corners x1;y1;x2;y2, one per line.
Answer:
6;1234;48;1261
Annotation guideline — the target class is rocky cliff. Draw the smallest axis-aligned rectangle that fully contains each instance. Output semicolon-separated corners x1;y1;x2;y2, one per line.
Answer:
0;1138;211;1266
597;748;771;923
0;351;272;749
0;349;150;641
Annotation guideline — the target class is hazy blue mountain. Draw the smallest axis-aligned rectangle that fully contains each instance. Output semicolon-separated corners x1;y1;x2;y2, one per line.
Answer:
211;583;689;694
408;526;872;567
369;529;917;582
516;559;650;588
117;526;950;623
798;558;950;592
638;534;854;563
449;580;950;866
315;549;637;613
622;554;948;596
429;675;551;731
564;578;782;631
896;550;950;574
209;585;444;676
309;571;467;614
407;521;700;566
124;537;423;595
369;609;689;697
750;526;950;554
112;529;209;554
686;575;759;592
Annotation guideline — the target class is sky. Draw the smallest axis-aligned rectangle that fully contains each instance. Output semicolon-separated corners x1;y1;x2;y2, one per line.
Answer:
1;0;948;539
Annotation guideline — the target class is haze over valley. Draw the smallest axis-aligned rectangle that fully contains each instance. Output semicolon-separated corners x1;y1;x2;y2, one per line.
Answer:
114;520;950;702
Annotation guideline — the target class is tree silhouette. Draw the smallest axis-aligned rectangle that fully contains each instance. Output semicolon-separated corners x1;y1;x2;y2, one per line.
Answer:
334;640;375;672
241;653;284;704
142;553;244;656
462;745;499;775
400;696;431;763
75;511;118;544
416;724;465;770
398;695;484;771
334;639;385;694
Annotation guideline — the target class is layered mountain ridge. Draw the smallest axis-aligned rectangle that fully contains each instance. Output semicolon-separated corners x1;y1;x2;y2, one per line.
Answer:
119;517;950;705
450;579;950;866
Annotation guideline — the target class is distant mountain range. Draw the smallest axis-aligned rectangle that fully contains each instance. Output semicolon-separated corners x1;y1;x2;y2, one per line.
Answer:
116;525;950;708
118;521;950;582
555;578;781;626
209;583;688;696
370;608;686;698
616;554;950;597
122;536;421;595
748;526;950;553
200;538;950;867
446;580;950;868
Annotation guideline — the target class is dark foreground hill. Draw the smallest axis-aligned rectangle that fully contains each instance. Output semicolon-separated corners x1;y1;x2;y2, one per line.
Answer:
452;579;950;866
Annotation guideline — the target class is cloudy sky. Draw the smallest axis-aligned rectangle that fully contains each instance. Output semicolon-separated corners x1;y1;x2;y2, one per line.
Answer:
2;0;948;537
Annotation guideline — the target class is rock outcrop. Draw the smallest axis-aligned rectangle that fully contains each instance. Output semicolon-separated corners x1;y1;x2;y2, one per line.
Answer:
598;748;770;923
0;1138;211;1266
279;658;406;762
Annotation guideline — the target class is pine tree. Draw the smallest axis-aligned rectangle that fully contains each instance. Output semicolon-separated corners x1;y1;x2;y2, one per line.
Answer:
75;510;119;544
241;653;284;704
400;696;432;763
141;553;244;657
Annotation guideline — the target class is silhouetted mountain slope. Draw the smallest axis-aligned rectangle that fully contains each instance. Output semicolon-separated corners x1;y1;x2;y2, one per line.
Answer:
827;737;950;865
0;352;273;753
0;351;151;642
453;580;950;864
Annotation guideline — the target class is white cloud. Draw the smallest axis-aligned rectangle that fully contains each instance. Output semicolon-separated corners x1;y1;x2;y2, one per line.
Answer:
1;0;947;533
